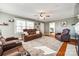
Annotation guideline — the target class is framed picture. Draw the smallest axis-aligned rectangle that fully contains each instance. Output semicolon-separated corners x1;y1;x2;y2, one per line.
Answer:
62;21;67;26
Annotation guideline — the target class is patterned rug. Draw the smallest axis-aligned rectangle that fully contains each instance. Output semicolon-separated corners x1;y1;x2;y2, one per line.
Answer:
22;36;63;56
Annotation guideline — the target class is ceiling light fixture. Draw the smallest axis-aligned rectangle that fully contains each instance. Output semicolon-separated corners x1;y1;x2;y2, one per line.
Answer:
39;11;50;20
34;10;51;20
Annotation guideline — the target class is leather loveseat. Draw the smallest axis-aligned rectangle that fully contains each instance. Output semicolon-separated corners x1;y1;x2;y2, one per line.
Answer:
23;29;42;42
0;37;23;56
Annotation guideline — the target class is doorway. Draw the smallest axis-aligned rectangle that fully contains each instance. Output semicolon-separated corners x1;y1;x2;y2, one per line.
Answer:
49;22;55;36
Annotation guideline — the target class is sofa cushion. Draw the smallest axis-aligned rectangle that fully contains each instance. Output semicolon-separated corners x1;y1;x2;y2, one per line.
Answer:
4;40;19;45
23;29;36;35
29;32;36;35
5;37;18;41
24;32;29;35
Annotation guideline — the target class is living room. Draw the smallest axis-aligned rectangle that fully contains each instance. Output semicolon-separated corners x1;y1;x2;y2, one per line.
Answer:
0;3;79;56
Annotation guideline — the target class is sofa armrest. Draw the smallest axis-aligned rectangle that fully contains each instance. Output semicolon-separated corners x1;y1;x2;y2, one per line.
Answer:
2;42;16;51
3;42;22;52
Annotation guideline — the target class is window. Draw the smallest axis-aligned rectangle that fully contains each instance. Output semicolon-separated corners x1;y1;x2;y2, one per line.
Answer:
26;21;34;29
15;19;26;33
15;18;34;33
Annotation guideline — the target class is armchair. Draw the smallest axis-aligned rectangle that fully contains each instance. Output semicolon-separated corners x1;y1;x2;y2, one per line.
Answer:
55;29;70;42
61;29;70;41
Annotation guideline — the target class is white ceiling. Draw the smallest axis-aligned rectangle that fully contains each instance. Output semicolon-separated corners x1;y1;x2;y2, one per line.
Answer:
0;3;76;22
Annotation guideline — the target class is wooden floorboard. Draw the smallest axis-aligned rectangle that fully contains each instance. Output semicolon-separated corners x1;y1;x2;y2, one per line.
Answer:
69;39;78;45
56;39;77;56
51;36;77;56
56;42;68;56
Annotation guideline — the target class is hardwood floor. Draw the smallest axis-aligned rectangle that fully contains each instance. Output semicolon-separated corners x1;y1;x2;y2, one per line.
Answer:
56;39;77;56
56;42;68;56
69;39;78;45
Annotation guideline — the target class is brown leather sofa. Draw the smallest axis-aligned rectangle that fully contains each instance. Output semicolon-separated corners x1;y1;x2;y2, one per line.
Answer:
23;29;42;42
0;37;24;56
0;37;22;51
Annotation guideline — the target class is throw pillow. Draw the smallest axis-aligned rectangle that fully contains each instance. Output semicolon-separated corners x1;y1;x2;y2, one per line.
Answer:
24;32;29;35
36;31;40;34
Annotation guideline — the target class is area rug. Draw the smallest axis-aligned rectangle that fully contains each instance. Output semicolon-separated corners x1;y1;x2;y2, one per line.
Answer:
22;36;63;56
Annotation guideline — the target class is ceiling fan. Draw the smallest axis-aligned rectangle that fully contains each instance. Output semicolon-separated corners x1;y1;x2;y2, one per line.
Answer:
34;11;51;20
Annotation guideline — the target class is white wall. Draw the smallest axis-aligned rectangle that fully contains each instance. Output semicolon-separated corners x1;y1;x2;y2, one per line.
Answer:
34;22;44;34
40;23;44;34
44;22;49;34
0;12;44;38
0;12;15;38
